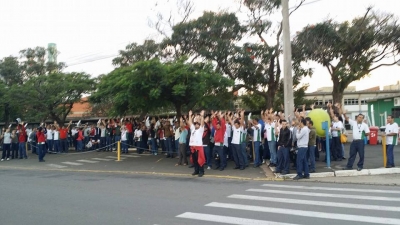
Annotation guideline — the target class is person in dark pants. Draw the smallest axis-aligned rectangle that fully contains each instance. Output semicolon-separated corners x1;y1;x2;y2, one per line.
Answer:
188;110;206;177
212;111;226;171
227;110;246;170
293;119;310;180
384;115;398;168
342;112;370;171
331;114;344;161
275;120;291;175
36;126;47;162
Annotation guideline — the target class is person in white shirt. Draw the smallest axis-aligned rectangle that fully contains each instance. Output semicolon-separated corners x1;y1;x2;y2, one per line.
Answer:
53;127;60;153
342;112;370;171
264;117;278;167
1;128;12;161
188;110;206;177
46;126;54;153
227;110;245;170
383;115;398;168
121;126;128;153
251;118;262;168
294;119;310;180
331;114;344;161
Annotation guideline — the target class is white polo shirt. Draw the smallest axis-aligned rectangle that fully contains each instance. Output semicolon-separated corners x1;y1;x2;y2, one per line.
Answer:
231;126;243;145
264;122;276;141
189;124;204;147
252;124;262;142
349;119;370;140
53;130;59;140
47;130;53;140
385;122;399;145
331;121;344;137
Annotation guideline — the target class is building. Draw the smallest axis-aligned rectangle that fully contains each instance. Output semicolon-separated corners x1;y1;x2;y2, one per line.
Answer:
367;94;400;128
304;84;400;123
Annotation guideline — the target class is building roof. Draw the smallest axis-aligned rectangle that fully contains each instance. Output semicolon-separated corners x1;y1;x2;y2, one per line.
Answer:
305;89;398;96
367;94;400;101
68;97;91;118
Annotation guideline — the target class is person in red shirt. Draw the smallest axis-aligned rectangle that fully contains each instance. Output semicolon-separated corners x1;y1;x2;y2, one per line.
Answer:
76;128;84;152
212;111;226;171
17;123;28;159
125;119;133;146
36;125;46;162
59;121;71;153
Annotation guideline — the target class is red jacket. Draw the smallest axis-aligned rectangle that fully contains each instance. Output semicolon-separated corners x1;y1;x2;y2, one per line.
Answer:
212;117;226;144
77;130;84;141
37;130;46;143
17;125;26;143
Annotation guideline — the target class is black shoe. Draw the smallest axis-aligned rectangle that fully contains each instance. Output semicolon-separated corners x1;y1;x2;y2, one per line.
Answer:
219;167;224;171
192;172;199;176
293;175;302;180
188;165;194;168
309;169;316;173
233;166;240;169
39;160;45;162
198;173;204;177
303;176;310;179
385;165;392;168
357;168;363;171
214;166;220;170
343;167;352;170
239;167;245;170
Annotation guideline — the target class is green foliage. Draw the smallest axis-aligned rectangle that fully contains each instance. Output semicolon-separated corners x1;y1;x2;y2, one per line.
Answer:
90;58;233;117
112;40;160;67
293;9;400;103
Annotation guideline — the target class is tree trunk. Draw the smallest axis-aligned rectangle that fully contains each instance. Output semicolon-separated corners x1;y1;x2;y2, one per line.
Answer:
174;103;182;121
332;81;344;106
266;85;277;109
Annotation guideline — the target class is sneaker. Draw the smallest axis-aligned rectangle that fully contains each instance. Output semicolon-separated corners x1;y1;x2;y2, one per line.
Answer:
293;175;302;180
0;159;3;161
6;158;9;161
262;160;266;164
207;166;211;170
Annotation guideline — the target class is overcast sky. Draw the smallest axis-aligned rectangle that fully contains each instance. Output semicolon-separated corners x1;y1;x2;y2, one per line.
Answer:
1;0;399;92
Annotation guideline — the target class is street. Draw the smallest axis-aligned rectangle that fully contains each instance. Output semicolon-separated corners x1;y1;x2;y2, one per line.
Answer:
1;168;400;225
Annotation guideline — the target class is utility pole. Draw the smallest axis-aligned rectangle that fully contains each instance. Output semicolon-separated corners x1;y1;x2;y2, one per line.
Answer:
282;0;294;120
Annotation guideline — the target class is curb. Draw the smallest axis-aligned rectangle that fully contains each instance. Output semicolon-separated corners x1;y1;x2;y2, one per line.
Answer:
0;165;276;181
268;166;400;179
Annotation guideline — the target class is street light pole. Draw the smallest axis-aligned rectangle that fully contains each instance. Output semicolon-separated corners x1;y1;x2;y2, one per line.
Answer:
282;0;294;119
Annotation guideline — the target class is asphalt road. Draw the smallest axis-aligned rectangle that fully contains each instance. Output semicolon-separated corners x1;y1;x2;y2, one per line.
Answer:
1;169;400;225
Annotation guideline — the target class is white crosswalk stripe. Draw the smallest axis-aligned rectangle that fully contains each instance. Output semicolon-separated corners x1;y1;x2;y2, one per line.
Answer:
46;164;68;169
76;160;99;163
61;162;83;166
176;183;400;224
91;158;113;161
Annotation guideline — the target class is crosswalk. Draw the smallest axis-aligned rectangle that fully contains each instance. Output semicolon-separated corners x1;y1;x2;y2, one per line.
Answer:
175;183;400;225
45;153;150;169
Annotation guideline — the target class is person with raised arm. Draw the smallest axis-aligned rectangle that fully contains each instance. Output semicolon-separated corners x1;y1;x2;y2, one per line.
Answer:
212;111;227;171
188;110;206;177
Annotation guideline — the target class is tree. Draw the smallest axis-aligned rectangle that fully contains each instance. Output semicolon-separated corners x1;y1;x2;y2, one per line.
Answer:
293;8;400;103
90;58;233;118
10;72;96;125
0;56;23;85
112;40;161;67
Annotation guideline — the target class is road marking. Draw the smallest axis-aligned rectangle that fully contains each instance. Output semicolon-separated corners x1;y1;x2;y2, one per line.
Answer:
228;194;400;212
76;160;99;163
176;212;299;225
91;158;113;161
119;155;141;158
47;164;68;169
261;184;400;194
246;189;400;202
206;202;400;225
61;162;84;166
106;156;126;160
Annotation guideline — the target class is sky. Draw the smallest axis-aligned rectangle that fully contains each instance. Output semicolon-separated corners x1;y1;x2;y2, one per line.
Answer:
1;0;399;93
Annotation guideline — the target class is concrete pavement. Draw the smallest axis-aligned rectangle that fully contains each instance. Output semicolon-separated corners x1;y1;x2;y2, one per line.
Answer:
1;169;400;225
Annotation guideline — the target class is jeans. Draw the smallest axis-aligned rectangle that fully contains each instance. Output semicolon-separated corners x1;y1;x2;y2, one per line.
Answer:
106;136;112;151
214;145;226;169
332;136;341;159
296;147;309;177
386;145;395;167
262;139;270;160
121;140;128;153
11;143;18;158
308;145;316;171
84;137;89;148
178;143;188;165
53;140;60;153
2;143;11;159
175;139;179;154
77;140;83;152
241;142;248;166
268;141;277;164
31;142;37;154
165;137;173;156
276;146;289;173
38;143;45;161
346;140;365;169
341;143;345;159
18;142;27;158
46;139;53;152
114;135;121;149
151;139;158;154
60;139;68;153
231;143;245;168
100;137;106;150
253;141;261;166
204;145;212;167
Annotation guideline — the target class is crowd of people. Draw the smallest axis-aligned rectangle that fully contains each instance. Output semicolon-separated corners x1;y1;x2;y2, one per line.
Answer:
0;102;397;178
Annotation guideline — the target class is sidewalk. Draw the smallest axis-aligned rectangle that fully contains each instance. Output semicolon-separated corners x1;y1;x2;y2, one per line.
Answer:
269;144;400;179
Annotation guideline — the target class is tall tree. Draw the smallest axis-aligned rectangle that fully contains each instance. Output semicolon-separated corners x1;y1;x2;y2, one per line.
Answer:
0;56;23;85
112;40;161;67
90;58;233;118
293;8;400;103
